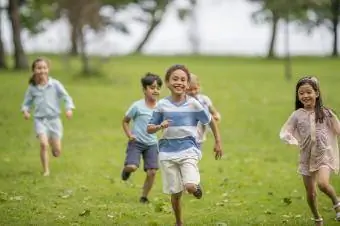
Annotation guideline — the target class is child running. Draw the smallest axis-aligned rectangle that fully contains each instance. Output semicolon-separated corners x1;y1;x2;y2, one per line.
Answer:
121;73;163;204
186;73;221;150
280;76;340;226
147;64;223;226
21;57;75;176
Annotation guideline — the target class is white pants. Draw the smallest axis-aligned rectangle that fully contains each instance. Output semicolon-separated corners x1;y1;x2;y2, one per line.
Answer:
160;158;200;194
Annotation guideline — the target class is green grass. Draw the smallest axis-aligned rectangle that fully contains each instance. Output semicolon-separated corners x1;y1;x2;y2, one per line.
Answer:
1;55;340;225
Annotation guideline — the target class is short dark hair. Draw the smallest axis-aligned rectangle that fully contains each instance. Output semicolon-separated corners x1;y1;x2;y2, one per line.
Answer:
141;73;163;89
165;64;190;82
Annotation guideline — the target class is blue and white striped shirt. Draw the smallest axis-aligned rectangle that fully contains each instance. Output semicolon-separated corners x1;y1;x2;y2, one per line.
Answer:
148;95;211;160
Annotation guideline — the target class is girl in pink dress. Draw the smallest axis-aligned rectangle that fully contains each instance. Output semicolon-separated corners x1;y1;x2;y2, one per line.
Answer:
280;76;340;226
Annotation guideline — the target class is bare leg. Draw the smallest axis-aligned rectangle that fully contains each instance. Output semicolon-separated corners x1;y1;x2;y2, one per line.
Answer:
49;138;61;157
303;174;323;226
142;169;156;198
124;165;138;173
316;167;340;212
171;192;183;226
184;183;197;194
38;134;49;176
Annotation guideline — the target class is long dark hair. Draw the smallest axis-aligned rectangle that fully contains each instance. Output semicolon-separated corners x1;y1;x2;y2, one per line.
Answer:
28;57;50;86
295;76;330;123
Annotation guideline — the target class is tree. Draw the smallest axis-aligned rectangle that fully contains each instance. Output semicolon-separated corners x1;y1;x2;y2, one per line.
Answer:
131;0;170;53
8;0;29;69
0;5;7;69
248;0;286;58
176;0;200;54
58;0;130;74
307;0;340;57
248;0;314;59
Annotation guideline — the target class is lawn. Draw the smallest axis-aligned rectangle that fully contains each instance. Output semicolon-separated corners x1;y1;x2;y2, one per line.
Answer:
0;55;340;225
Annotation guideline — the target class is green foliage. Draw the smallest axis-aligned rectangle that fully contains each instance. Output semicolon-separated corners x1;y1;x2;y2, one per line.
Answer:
19;0;57;34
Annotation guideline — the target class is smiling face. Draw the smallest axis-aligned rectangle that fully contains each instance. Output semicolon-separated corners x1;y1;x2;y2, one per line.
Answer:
32;60;49;84
297;83;319;110
166;69;189;96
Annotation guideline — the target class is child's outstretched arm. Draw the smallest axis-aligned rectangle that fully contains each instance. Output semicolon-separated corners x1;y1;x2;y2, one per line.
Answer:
21;87;33;120
209;118;223;159
279;112;298;145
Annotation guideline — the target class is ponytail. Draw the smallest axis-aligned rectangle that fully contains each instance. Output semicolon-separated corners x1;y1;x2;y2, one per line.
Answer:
28;74;36;86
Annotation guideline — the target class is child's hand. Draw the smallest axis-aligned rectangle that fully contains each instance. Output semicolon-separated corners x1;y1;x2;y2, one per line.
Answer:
213;141;223;160
160;119;172;129
66;110;73;119
283;134;298;145
128;134;136;141
23;111;30;120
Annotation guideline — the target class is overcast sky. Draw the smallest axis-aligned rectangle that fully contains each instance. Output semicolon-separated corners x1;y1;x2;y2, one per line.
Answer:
0;0;337;56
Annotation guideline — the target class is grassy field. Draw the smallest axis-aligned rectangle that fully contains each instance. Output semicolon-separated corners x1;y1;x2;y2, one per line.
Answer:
0;55;340;225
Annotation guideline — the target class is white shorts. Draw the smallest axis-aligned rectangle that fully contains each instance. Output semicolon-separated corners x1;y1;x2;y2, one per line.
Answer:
159;158;200;194
34;117;63;139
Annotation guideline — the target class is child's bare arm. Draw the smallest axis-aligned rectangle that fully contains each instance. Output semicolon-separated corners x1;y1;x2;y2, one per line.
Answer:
208;105;221;121
208;118;223;159
147;120;171;134
122;116;135;140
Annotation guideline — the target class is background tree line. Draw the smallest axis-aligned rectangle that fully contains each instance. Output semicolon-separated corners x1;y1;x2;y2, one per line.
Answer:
0;0;339;74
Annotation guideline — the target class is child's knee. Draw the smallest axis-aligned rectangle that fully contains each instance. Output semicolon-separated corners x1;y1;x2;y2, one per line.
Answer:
317;181;329;191
146;169;157;177
40;142;49;151
184;183;197;193
171;192;182;200
125;165;138;172
52;147;61;157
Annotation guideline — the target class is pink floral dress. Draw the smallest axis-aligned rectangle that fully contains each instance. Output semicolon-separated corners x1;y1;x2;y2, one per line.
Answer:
280;108;340;176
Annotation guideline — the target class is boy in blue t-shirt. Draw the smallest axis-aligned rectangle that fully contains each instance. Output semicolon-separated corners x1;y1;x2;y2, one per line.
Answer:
121;73;163;204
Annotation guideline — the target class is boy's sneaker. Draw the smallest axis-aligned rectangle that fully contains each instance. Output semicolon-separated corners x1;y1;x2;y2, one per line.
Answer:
139;196;149;204
193;184;203;199
121;170;131;181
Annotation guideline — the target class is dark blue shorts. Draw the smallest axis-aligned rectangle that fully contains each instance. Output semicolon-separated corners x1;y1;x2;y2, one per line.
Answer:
124;140;159;171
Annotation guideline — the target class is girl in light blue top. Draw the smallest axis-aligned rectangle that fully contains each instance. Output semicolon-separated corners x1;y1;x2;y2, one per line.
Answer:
21;58;75;176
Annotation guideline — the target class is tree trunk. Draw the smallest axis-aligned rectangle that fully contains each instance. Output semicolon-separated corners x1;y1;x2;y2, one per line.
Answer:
284;13;292;81
331;0;339;57
188;0;199;54
70;24;79;56
79;28;90;75
8;0;28;69
267;11;279;59
133;0;167;53
0;8;7;69
134;19;161;53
